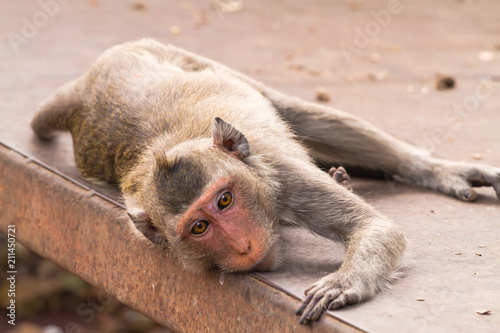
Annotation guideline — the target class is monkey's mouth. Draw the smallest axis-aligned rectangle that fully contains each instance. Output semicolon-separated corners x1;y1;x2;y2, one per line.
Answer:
221;242;276;273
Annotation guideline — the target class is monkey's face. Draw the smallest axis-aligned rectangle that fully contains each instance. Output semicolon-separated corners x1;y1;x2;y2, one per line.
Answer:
173;174;276;272
126;117;280;272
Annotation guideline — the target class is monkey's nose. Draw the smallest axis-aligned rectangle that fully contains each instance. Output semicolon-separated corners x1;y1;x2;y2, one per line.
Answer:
230;238;251;255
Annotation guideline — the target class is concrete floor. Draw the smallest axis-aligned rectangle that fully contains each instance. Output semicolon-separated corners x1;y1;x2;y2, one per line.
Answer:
1;0;499;332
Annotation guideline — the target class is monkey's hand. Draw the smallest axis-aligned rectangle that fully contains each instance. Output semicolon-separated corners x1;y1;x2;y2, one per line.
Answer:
296;272;369;325
398;160;500;202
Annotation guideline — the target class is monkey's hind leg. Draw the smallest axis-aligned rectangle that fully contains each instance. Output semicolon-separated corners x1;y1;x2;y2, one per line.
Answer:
127;40;500;200
31;76;85;140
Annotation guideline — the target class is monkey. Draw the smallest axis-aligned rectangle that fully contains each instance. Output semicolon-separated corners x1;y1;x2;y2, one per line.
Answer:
31;39;500;325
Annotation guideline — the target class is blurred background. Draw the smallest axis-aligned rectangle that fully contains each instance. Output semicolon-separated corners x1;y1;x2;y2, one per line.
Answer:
0;233;172;333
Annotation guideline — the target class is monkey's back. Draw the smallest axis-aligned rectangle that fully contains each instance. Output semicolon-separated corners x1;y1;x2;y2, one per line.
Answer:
62;40;300;184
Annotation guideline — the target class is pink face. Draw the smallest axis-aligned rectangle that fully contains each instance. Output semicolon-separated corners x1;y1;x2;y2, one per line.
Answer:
176;177;273;271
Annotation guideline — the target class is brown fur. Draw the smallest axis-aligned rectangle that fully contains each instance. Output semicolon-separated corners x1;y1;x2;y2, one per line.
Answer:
31;39;500;324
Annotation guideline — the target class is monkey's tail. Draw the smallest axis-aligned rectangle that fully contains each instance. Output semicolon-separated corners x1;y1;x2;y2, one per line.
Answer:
31;76;85;140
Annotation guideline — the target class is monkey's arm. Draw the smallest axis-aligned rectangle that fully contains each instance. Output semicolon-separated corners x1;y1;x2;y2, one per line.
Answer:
282;168;406;324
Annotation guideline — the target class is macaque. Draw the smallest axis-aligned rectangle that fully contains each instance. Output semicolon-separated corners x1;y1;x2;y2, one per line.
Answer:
31;39;500;324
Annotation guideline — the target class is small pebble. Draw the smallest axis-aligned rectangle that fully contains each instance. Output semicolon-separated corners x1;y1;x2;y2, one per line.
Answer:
369;53;381;63
476;309;491;315
472;154;483;160
390;45;401;54
170;25;182;35
131;2;147;11
436;76;455;90
367;71;388;81
315;87;330;102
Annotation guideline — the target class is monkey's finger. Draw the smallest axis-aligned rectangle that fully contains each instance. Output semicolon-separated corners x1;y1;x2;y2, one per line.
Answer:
327;292;349;310
295;294;314;316
309;289;342;321
298;293;325;325
468;170;500;200
456;187;478;202
298;303;316;325
306;305;325;322
337;166;347;174
299;307;313;325
493;180;500;200
449;179;478;202
328;166;348;177
333;171;344;184
480;176;500;200
298;313;311;325
342;173;351;182
483;176;500;200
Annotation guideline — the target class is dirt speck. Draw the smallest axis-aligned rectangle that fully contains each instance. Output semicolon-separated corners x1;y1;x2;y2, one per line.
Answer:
132;2;147;12
315;87;330;102
435;75;455;90
170;25;182;35
476;309;491;315
472;153;482;160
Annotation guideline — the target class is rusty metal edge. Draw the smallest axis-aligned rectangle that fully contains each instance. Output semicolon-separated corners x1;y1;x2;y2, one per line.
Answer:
0;140;363;333
0;140;125;210
249;273;368;333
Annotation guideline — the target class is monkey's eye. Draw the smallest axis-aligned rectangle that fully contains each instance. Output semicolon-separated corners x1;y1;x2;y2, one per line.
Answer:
191;220;209;235
217;191;233;210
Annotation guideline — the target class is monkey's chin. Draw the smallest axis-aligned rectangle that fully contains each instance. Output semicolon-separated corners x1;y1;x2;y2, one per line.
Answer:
251;246;277;272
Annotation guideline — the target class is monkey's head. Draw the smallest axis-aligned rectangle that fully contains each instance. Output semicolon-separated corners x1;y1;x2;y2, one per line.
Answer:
125;117;280;273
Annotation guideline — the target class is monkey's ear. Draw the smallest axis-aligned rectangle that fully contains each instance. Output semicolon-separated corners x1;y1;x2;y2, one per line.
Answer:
127;211;164;245
213;117;250;160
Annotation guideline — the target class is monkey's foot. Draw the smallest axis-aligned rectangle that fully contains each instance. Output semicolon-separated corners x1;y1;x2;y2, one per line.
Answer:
438;162;500;202
295;273;366;325
328;166;352;191
395;160;500;202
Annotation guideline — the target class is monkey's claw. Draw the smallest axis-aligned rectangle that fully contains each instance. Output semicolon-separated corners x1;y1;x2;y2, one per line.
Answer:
463;166;500;201
328;166;352;191
426;162;500;202
296;275;362;325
